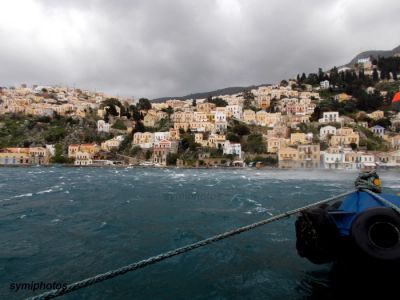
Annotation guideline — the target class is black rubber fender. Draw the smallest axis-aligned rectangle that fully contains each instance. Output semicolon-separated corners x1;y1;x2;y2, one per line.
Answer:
295;207;340;264
351;207;400;262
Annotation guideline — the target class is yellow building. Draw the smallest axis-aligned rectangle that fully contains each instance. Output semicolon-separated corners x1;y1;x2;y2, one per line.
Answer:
256;112;281;127
169;128;180;141
174;122;190;132
243;109;256;124
0;148;30;165
208;133;226;148
143;113;157;127
297;144;320;168
194;112;208;122
68;143;100;158
196;102;216;113
101;136;123;151
267;137;288;153
278;144;320;168
337;127;354;136
278;147;298;168
290;132;307;145
189;121;215;132
74;152;93;166
173;111;193;123
368;110;384;120
256;95;271;110
132;132;155;147
389;134;400;150
29;147;51;165
336;93;351;102
330;128;360;147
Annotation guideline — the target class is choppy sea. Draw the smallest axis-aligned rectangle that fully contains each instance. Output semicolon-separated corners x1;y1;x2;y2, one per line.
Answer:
0;167;399;299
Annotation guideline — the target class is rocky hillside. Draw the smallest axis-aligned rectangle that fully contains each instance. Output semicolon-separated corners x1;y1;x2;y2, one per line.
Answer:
346;44;400;66
151;84;269;103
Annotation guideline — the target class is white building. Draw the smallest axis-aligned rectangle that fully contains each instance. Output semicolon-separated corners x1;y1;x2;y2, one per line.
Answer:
357;57;370;64
322;152;344;169
74;152;93;166
304;133;313;143
371;125;385;138
226;105;243;119
214;111;227;122
97;120;110;133
154;132;171;145
223;141;242;158
319;112;340;123
320;80;330;90
101;135;124;151
215;121;228;132
45;144;56;156
320;125;337;140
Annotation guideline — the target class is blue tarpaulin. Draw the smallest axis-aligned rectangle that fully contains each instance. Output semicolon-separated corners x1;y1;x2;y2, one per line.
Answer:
330;191;400;236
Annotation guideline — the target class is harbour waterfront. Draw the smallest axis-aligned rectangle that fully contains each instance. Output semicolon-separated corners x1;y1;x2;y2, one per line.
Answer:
0;167;399;299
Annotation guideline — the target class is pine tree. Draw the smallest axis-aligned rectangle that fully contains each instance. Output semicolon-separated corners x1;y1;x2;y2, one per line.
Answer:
372;69;379;81
318;68;324;82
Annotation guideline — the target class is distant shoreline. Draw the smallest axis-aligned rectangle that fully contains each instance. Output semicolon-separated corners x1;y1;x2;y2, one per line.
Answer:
1;164;399;171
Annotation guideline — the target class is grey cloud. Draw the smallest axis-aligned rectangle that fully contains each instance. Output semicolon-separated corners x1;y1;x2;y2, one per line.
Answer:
0;0;399;98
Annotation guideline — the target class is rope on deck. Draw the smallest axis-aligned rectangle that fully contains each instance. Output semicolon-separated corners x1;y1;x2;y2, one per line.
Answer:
354;170;400;214
26;190;355;300
362;189;400;215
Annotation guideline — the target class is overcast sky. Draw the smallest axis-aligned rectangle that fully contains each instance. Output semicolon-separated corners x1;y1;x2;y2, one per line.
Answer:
0;0;399;98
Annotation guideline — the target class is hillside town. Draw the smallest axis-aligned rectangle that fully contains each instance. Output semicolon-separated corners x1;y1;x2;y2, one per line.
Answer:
1;56;400;169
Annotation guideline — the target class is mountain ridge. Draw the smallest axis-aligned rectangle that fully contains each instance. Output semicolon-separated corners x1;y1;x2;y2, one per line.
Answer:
151;44;400;103
346;44;400;66
151;84;270;103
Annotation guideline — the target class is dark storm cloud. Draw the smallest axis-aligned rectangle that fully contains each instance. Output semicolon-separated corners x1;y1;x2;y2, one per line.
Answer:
0;0;399;98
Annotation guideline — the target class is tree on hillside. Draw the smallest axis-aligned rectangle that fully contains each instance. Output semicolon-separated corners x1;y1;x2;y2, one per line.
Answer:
356;90;383;112
128;105;141;121
101;98;122;117
372;69;379;82
134;121;145;133
51;143;71;164
112;119;127;130
180;133;199;152
243;90;255;109
226;132;240;143
242;133;266;154
206;96;228;107
161;106;174;117
232;124;250;136
318;68;324;82
137;98;152;111
280;80;288;87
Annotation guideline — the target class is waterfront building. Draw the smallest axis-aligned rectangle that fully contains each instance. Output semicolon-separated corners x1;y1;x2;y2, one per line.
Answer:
223;141;242;158
152;140;178;166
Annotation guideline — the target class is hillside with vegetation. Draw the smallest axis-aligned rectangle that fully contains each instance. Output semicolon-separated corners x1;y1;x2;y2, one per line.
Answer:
1;46;399;168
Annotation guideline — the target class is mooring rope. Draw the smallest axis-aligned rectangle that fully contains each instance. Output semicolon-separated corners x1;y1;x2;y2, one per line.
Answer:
354;170;400;214
26;190;355;300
